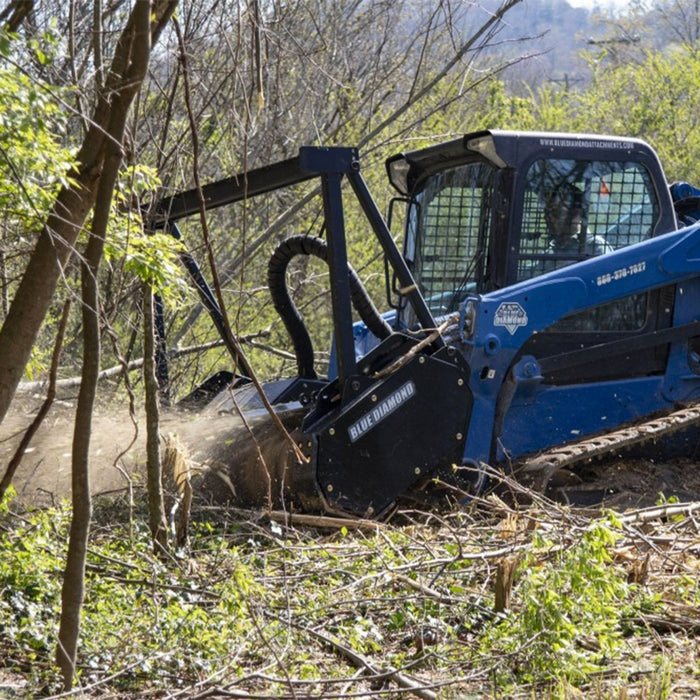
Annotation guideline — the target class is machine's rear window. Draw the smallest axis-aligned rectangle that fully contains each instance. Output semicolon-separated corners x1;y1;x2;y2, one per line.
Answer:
405;162;496;318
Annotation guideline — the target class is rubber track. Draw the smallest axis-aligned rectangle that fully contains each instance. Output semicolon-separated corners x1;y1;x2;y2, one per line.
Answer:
519;403;700;491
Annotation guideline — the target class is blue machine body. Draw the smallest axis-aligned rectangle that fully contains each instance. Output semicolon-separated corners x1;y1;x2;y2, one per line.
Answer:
341;222;700;473
459;225;700;468
160;130;700;518
330;130;700;496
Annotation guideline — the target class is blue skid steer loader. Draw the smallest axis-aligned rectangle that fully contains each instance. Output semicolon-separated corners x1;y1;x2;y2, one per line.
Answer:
151;130;700;519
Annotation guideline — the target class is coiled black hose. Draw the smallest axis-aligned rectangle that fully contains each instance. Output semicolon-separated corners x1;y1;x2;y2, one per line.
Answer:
268;235;392;379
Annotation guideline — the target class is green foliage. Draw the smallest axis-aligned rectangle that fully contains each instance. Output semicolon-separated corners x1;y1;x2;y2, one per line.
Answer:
466;45;700;190
122;230;188;299
0;495;694;697
574;47;700;183
0;32;76;231
0;499;257;690
479;519;650;687
0;500;66;680
105;164;189;300
78;540;253;686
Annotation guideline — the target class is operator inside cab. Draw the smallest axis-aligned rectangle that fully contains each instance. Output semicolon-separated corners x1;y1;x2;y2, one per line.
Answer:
540;181;613;272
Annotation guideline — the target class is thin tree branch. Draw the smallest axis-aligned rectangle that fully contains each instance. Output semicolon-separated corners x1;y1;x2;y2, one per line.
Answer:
173;17;307;466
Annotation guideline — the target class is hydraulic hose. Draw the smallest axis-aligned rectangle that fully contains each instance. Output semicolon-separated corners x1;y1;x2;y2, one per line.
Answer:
268;235;393;379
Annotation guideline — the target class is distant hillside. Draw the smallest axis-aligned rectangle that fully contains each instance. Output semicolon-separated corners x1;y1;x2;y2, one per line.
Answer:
473;0;599;91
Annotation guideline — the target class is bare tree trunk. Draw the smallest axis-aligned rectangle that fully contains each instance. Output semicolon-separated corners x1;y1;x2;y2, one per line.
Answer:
143;281;169;552
0;0;178;428
0;220;7;319
54;1;173;689
0;0;35;33
55;241;98;692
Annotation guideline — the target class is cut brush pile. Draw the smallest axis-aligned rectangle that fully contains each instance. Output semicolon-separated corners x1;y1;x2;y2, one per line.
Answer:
0;469;699;698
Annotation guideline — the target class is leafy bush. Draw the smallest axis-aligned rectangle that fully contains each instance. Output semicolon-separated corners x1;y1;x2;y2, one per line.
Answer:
0;490;686;697
0;491;65;681
479;518;649;686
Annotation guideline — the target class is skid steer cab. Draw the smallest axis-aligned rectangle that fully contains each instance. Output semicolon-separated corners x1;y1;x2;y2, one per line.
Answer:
151;130;700;519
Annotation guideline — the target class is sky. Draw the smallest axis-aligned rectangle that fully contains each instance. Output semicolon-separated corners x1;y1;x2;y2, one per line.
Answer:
568;0;633;11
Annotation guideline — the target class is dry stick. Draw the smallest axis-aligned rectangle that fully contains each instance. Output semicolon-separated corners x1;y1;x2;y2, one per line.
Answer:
372;315;459;379
228;389;274;511
173;19;306;466
0;299;71;501
618;522;695;577
104;322;140;467
15;331;285;394
296;622;438;700
393;572;456;605
338;669;366;698
200;505;384;532
617;501;700;524
265;509;382;531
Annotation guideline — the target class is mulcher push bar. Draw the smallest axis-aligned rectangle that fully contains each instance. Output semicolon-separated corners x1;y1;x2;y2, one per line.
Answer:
151;155;314;226
150;146;439;390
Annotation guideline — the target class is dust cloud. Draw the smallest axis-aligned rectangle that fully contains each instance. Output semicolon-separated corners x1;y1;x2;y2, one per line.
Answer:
0;395;275;507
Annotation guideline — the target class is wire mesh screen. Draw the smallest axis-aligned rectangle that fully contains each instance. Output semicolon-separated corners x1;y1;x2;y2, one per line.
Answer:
517;158;661;332
517;158;660;282
408;163;495;317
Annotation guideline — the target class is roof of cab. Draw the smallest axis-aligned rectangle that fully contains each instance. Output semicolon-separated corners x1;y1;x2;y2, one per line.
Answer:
386;130;657;195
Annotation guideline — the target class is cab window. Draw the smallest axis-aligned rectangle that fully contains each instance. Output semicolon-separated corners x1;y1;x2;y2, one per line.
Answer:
405;162;497;320
517;158;660;332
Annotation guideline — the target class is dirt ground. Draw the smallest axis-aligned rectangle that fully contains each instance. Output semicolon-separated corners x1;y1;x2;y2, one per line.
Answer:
548;456;700;510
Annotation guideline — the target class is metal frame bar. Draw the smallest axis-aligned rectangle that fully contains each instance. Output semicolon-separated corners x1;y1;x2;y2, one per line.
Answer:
320;171;357;383
152;146;440;392
152;155;314;226
347;170;441;342
170;223;251;378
